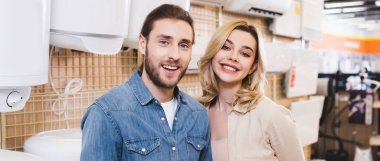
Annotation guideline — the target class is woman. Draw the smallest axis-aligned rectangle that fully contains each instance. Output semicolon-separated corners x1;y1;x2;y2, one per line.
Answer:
198;20;305;161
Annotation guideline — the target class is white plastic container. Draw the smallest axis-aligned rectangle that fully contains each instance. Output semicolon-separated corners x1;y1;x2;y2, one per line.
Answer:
0;149;43;161
24;129;82;161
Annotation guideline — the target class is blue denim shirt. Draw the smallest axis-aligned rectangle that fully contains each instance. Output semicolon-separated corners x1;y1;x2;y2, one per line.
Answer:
81;71;212;161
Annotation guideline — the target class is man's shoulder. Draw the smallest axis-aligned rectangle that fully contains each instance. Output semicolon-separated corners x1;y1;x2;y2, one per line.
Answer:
95;82;136;111
179;91;206;112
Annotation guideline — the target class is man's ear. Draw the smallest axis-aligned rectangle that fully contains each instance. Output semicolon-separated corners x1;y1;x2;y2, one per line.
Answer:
138;34;146;55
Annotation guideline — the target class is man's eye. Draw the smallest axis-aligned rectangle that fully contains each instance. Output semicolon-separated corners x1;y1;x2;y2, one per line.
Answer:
159;40;169;46
179;43;190;49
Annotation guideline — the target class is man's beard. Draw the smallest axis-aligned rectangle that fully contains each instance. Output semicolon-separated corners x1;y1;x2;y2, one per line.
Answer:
144;46;187;88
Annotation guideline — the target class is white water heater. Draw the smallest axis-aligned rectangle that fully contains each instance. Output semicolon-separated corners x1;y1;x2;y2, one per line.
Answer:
50;0;130;55
0;0;50;112
222;0;291;18
123;0;190;49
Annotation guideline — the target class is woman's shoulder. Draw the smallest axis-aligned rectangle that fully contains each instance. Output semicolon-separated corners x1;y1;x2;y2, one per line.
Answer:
254;96;292;119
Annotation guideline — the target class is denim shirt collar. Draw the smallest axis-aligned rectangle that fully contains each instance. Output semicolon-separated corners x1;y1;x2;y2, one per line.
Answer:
126;71;187;106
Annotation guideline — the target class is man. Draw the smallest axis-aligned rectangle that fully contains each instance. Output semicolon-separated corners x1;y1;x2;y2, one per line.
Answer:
80;4;212;161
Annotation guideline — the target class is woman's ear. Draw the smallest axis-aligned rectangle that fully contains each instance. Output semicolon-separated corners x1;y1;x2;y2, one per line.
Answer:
138;34;146;55
249;64;257;75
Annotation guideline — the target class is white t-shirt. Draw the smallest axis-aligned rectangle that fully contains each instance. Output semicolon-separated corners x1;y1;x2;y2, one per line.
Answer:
160;98;177;130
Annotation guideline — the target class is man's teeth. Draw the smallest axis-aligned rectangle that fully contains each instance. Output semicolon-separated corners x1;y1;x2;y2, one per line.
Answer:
163;65;178;70
223;65;237;71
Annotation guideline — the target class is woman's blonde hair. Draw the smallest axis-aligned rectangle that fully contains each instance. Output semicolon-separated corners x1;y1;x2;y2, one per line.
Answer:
197;20;267;111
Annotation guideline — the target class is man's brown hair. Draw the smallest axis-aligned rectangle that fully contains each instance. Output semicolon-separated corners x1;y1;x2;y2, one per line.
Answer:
140;4;194;43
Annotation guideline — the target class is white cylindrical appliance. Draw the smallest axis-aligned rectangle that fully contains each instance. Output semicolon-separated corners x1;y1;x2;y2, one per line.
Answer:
50;0;130;55
24;129;82;161
0;149;43;161
0;0;50;112
123;0;190;49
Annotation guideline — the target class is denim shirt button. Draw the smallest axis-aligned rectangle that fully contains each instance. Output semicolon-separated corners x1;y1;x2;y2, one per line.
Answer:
141;148;146;152
197;145;200;148
172;147;176;151
161;117;165;121
174;117;177;121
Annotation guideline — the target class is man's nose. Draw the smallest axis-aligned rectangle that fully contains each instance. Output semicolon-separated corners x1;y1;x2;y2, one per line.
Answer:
168;45;180;60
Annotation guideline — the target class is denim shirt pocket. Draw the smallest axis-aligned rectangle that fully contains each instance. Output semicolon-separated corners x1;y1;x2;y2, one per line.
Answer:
125;137;161;160
186;136;207;160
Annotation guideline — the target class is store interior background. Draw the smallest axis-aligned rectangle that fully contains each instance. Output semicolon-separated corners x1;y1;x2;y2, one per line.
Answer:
3;0;380;161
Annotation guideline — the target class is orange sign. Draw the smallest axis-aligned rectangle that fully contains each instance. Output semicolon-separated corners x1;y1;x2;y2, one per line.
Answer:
312;34;380;54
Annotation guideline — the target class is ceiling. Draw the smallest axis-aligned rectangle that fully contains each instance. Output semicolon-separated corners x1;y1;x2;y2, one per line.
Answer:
323;0;380;31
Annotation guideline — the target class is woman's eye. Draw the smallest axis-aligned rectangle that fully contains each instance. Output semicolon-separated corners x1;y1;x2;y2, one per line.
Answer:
221;45;231;51
241;52;251;57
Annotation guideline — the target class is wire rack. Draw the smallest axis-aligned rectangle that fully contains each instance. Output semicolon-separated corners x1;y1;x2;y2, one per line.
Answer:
190;4;219;37
33;48;137;94
2;91;106;150
178;74;203;98
1;49;137;150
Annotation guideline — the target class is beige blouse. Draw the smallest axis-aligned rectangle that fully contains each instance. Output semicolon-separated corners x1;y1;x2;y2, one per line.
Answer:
211;138;229;161
226;96;305;161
